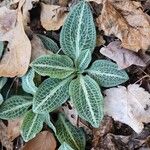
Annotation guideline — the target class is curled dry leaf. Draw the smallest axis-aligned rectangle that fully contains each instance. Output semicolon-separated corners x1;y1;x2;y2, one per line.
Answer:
7;119;22;141
97;0;150;52
23;131;57;150
31;34;52;61
104;84;150;133
100;41;146;69
40;3;68;31
0;7;31;77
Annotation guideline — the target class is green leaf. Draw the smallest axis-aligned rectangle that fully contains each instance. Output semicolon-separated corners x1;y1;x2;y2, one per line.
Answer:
37;34;59;53
60;1;96;60
22;68;38;95
31;54;75;79
56;113;85;150
0;41;4;57
87;60;129;87
58;142;74;150
33;76;73;114
76;49;91;71
0;96;32;120
44;113;56;133
21;110;45;142
0;77;7;90
0;94;3;105
69;75;103;128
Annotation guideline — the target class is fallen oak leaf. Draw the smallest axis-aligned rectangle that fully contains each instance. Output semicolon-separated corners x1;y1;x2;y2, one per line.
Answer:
104;84;150;133
0;7;31;77
100;41;146;69
97;0;150;52
22;131;57;150
40;3;68;31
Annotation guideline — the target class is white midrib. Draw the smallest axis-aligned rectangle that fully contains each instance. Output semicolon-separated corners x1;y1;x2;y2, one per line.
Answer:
34;78;70;111
79;50;89;68
88;70;125;79
2;101;32;114
26;114;38;140
61;116;80;150
75;3;85;59
33;64;74;71
80;77;97;126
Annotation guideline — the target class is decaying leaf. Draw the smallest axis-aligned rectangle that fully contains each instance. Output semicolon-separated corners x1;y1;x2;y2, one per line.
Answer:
0;120;13;150
0;7;31;77
23;131;57;150
7;119;22;141
97;0;150;52
100;41;146;69
40;3;68;31
104;84;150;133
31;34;51;61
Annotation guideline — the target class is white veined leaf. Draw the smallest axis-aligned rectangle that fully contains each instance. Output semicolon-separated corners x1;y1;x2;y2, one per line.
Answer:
33;76;73;114
22;68;38;95
37;34;59;53
0;41;4;57
69;75;104;128
60;1;96;60
56;113;86;150
44;113;56;133
0;77;7;90
0;94;3;105
58;142;74;150
76;49;91;71
31;54;75;79
21;110;45;142
0;96;32;120
87;60;129;87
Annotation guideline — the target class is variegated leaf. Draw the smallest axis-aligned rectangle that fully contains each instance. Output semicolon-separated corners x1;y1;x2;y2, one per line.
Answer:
76;49;91;71
0;41;4;57
87;60;129;87
0;77;7;90
58;142;74;150
37;34;59;53
33;76;73;114
0;96;32;119
44;113;56;133
56;113;85;150
22;68;38;95
21;110;45;142
31;54;75;79
60;1;96;60
69;75;104;128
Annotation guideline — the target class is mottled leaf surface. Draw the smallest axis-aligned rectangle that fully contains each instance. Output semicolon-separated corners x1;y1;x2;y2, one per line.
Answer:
31;54;75;79
33;76;72;113
0;96;32;119
56;114;85;150
60;1;96;60
87;60;129;87
21;110;45;142
69;75;103;128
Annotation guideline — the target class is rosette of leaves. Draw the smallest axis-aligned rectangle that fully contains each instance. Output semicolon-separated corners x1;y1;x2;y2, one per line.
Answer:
31;0;128;128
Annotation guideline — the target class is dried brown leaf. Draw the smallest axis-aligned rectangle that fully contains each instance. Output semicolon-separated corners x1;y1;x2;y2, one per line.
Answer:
97;0;150;52
23;131;57;150
40;3;68;31
104;84;150;133
0;121;13;150
100;41;146;69
0;7;31;77
7;119;22;141
31;34;52;61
